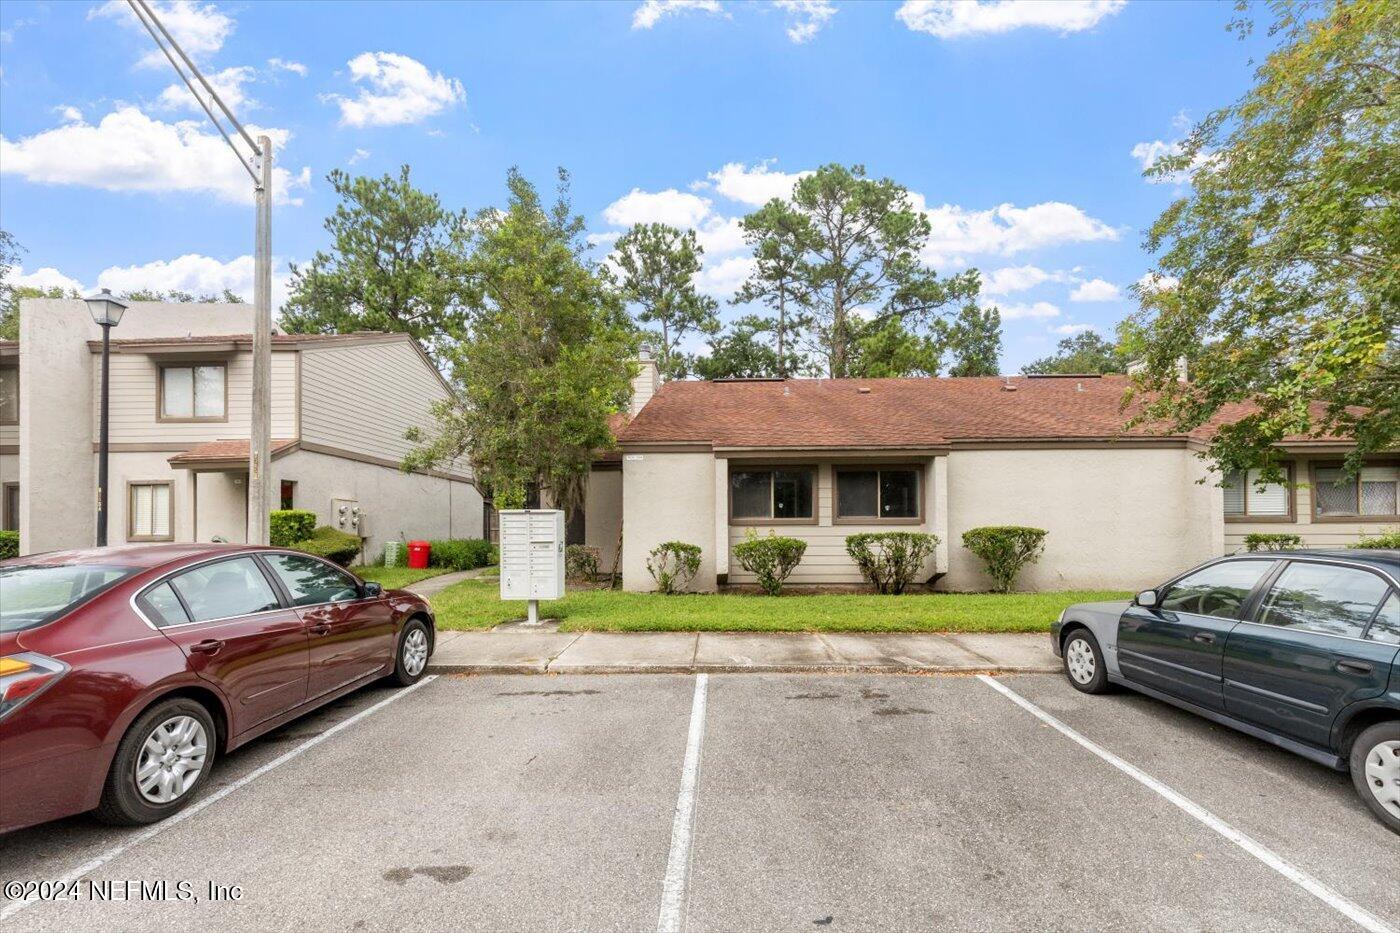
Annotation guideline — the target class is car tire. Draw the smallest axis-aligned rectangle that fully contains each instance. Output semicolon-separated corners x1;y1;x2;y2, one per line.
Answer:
1349;721;1400;835
390;617;431;687
95;698;216;826
1062;628;1111;695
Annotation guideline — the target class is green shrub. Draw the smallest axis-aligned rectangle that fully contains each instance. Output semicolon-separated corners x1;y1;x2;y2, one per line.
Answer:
844;531;939;595
0;530;17;560
1244;532;1303;552
646;541;702;594
269;509;317;548
291;526;362;567
961;526;1048;593
733;531;808;596
1352;529;1400;549
427;538;496;571
566;544;600;583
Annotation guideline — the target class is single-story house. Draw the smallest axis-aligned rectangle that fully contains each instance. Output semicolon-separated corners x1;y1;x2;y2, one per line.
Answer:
605;367;1396;592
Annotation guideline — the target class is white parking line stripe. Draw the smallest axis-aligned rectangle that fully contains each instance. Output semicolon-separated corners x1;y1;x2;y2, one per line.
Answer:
0;675;438;925
657;673;709;933
977;675;1396;933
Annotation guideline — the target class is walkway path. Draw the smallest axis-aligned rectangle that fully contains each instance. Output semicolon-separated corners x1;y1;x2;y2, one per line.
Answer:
404;567;494;598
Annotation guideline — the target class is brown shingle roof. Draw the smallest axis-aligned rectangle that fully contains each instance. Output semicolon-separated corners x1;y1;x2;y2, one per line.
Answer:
168;438;299;466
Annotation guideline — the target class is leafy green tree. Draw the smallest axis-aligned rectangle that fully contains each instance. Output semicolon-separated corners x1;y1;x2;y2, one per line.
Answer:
1128;0;1399;478
282;166;468;363
784;164;981;377
405;169;636;514
946;304;1003;376
611;223;719;380
851;319;944;377
0;230;24;341
692;314;813;379
736;200;813;377
117;288;245;303
1023;330;1126;375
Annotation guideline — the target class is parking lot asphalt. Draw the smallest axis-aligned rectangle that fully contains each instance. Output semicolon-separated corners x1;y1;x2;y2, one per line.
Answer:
1;672;1396;933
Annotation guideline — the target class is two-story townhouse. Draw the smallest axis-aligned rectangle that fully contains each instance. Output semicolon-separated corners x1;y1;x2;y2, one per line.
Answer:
5;298;483;557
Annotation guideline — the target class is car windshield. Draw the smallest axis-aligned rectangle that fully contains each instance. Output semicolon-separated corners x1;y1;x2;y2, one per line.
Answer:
0;564;140;633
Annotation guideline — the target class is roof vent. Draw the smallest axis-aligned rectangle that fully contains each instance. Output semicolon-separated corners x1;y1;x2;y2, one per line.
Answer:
1000;379;1017;392
1076;382;1084;393
857;386;871;394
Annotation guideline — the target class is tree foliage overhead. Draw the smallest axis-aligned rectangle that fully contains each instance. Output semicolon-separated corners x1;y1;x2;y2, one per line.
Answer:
405;168;636;514
1128;0;1399;477
610;223;718;381
735;199;814;377
282;165;468;364
1023;330;1127;375
691;314;814;380
946;303;1004;376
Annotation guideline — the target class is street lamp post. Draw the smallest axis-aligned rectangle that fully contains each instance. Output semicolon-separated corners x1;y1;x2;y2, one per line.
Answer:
84;289;128;547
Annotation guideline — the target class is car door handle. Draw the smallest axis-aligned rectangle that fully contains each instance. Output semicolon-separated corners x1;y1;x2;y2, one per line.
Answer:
190;639;224;655
1335;660;1374;676
308;623;331;636
1192;632;1216;645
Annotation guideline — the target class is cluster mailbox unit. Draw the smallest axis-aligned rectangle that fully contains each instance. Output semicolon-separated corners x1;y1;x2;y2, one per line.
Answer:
498;509;567;624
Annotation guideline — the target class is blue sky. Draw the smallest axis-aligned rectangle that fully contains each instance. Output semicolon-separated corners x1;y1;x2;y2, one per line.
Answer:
0;0;1272;371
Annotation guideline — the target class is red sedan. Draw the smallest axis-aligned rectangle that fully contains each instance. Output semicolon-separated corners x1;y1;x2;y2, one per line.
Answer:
0;544;435;833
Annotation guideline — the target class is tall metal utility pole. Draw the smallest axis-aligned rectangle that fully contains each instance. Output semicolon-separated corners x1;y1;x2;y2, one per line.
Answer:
126;0;273;544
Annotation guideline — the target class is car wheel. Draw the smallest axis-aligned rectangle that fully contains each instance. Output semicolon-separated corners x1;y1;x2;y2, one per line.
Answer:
1062;628;1111;694
95;698;216;826
1349;721;1400;835
390;618;431;687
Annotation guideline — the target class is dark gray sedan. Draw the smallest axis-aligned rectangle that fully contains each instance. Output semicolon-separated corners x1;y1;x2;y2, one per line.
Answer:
1052;549;1400;834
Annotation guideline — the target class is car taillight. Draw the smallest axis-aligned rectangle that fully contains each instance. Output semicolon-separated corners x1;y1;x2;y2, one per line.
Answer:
0;653;69;721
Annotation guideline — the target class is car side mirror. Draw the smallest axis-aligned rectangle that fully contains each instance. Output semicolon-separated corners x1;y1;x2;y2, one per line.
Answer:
1134;589;1159;608
362;581;384;598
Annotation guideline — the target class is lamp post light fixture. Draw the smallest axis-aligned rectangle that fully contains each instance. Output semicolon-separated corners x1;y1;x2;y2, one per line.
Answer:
85;288;127;546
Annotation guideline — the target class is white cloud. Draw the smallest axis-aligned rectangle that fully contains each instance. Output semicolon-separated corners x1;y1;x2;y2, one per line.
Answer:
10;265;86;295
775;0;837;43
92;0;235;67
696;215;747;255
994;300;1061;320
95;253;293;308
981;264;1072;295
55;105;84;123
1069;277;1119;302
1049;322;1097;335
0;106;310;205
586;230;622;251
347;148;370;165
328;52;465;128
632;0;726;30
920;200;1118;266
706;160;810;206
158;65;257;114
696;254;755;298
1130;137;1213;185
896;0;1126;39
602;188;713;228
267;57;308;77
1136;272;1179;293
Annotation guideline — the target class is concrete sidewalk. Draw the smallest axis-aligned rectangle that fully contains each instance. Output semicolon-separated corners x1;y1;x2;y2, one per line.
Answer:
425;630;1058;675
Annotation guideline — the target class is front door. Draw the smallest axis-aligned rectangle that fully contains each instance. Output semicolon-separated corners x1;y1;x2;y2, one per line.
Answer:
261;553;395;699
1223;560;1399;748
1117;559;1276;711
150;556;309;734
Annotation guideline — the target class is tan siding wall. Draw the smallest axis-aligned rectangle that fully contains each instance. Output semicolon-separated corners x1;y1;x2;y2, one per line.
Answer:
92;351;297;443
1223;455;1398;551
299;341;470;479
725;461;937;586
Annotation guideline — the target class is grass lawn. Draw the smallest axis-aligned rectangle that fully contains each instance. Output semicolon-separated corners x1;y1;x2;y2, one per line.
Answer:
352;565;455;589
429;580;1129;633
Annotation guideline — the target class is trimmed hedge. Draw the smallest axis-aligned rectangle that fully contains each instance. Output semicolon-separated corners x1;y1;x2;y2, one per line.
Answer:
961;526;1047;593
428;538;496;571
1244;532;1302;552
291;525;362;567
269;509;317;548
733;532;807;596
845;531;938;595
646;541;702;594
1352;530;1400;550
0;530;17;560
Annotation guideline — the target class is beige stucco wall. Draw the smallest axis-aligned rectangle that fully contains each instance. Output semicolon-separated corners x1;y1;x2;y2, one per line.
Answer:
943;446;1221;591
622;450;716;591
585;467;623;574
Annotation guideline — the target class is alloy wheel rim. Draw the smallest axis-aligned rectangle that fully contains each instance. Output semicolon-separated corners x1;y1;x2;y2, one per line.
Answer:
136;715;208;804
1363;739;1400;818
1066;638;1096;684
403;628;428;676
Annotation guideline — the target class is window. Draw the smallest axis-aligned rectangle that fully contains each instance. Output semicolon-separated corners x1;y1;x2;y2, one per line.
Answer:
729;468;814;522
128;482;172;541
263;553;359;606
1159;559;1273;619
169;557;281;622
0;564;138;633
2;483;17;532
1256;562;1391;639
1222;467;1291;518
160;364;225;420
138;582;191;628
0;367;16;425
1314;463;1399;518
279;480;296;511
836;468;921;521
1368;593;1400;645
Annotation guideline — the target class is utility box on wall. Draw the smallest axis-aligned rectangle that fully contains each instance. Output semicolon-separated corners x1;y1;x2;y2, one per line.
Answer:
332;498;364;537
499;510;565;621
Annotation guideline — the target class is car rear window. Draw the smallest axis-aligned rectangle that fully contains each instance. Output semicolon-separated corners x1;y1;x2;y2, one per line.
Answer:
0;564;140;633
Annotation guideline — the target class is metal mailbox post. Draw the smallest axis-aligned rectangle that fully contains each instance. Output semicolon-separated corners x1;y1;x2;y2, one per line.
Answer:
498;509;566;624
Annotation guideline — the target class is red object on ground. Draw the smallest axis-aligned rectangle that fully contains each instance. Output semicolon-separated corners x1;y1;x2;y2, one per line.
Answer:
406;540;431;569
